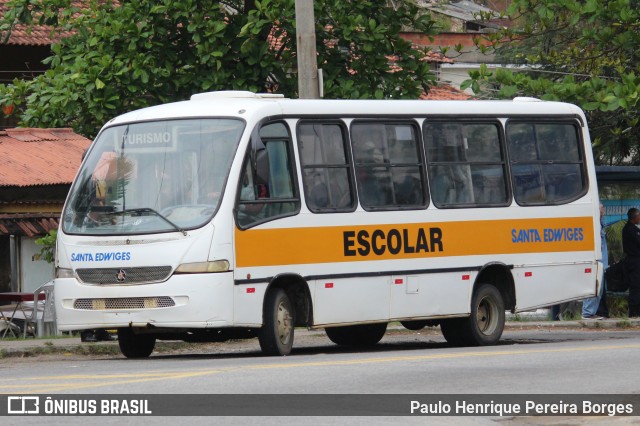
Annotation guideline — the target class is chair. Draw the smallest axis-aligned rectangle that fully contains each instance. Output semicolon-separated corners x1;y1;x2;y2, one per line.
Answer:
27;280;59;337
0;291;46;338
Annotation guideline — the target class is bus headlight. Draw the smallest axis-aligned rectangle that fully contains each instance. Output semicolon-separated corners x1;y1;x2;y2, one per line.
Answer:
56;267;75;278
175;260;230;274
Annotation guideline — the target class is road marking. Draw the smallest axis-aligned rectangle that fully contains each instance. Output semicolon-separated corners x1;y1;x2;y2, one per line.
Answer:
244;343;640;369
2;343;639;393
0;370;225;393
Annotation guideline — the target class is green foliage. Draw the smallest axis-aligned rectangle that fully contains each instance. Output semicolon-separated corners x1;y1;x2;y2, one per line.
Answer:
462;0;640;165
608;293;628;319
0;0;436;138
35;229;56;264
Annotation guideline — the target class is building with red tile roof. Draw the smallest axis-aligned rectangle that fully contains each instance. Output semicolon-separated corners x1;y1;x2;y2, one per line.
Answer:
0;128;89;187
0;0;63;128
0;127;91;293
0;9;74;46
421;83;471;100
0;0;65;81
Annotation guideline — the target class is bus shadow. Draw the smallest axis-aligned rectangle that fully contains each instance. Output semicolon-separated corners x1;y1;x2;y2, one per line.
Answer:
130;335;566;362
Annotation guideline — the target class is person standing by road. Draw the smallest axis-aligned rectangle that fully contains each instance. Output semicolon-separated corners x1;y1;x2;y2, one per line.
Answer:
583;204;607;319
622;208;640;318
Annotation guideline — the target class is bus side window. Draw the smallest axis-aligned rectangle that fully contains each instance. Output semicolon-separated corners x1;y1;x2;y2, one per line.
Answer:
507;121;585;205
351;121;427;210
235;122;300;228
425;121;508;208
298;121;355;212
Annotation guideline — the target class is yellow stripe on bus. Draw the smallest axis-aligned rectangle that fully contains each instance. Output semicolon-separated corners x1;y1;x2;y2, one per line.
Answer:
234;216;595;268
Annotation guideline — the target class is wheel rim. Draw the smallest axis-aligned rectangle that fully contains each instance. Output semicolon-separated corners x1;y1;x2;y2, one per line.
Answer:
276;300;293;345
476;295;499;335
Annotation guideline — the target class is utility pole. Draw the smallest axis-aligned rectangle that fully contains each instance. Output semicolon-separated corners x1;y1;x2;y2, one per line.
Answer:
295;0;320;99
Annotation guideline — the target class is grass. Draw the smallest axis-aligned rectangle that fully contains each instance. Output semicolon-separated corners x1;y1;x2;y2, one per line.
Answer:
607;293;628;318
0;332;79;342
616;319;633;328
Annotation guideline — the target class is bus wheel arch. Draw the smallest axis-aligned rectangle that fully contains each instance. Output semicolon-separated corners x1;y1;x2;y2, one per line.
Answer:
475;263;516;313
259;274;313;356
265;273;313;327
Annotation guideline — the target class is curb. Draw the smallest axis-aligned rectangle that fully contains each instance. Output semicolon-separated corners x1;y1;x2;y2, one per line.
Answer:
505;318;640;329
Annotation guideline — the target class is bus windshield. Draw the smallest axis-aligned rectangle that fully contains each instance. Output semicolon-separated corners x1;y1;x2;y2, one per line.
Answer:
63;119;245;235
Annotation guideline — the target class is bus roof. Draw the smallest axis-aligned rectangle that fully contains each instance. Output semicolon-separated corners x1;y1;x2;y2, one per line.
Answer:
107;91;585;126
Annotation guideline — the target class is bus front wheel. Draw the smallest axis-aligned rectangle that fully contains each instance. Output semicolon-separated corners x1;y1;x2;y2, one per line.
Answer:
117;328;156;358
259;288;294;356
325;323;387;346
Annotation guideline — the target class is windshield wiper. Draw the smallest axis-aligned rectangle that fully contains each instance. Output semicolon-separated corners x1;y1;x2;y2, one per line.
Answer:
109;208;187;236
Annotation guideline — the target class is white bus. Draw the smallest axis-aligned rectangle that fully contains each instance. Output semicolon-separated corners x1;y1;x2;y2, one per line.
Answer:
54;91;601;358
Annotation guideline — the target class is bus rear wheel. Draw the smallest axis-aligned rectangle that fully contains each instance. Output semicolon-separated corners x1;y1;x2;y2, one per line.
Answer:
469;283;505;345
117;328;156;358
259;288;294;356
441;284;505;347
325;323;387;346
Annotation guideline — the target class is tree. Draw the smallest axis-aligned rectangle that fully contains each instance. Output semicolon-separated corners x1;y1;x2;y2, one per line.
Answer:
462;0;640;165
0;0;437;137
35;229;56;264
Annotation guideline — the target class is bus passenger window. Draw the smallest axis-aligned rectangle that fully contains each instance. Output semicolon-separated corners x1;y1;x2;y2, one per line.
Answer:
356;141;392;207
297;122;355;212
306;172;330;209
507;122;585;205
351;122;427;210
424;121;508;208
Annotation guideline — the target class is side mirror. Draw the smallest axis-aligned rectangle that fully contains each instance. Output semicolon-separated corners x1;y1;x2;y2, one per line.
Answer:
251;128;270;185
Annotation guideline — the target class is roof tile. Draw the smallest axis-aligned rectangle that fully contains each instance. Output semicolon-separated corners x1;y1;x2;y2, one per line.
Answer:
421;83;472;100
0;128;91;187
0;0;79;46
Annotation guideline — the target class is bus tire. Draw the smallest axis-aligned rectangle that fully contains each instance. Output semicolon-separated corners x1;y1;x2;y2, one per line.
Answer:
440;284;505;346
467;283;505;346
259;288;294;356
117;328;156;358
325;323;387;346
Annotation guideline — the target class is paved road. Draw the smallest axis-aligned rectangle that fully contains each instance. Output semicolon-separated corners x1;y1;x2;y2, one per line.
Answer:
1;326;639;425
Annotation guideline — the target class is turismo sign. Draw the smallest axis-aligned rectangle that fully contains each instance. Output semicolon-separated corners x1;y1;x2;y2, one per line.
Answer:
122;131;172;149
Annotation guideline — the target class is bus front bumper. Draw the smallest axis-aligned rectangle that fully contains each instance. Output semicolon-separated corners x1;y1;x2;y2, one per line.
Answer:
53;273;236;331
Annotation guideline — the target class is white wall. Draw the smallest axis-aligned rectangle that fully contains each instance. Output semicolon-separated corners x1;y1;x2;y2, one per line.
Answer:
440;63;522;95
19;237;54;293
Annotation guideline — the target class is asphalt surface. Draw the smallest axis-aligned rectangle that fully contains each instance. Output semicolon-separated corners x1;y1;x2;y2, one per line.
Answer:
2;316;639;358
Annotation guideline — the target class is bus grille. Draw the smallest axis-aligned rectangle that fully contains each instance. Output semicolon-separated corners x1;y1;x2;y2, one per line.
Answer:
74;296;175;310
76;266;172;285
